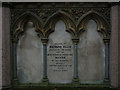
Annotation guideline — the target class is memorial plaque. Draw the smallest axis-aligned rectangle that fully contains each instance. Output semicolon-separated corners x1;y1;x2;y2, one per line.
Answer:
78;20;105;83
17;27;43;83
47;20;74;84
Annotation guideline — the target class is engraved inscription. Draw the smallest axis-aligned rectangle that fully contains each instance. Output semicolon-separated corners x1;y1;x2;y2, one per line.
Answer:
48;43;73;72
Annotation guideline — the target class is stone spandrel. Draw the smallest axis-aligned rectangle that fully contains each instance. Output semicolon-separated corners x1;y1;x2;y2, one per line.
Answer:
17;27;43;83
78;20;105;84
47;20;74;84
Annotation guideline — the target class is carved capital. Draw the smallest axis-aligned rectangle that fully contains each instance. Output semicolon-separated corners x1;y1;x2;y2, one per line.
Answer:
72;39;79;45
41;38;48;45
103;39;110;45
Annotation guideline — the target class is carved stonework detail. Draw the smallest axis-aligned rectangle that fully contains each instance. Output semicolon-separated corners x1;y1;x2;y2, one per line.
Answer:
103;39;110;45
41;38;48;45
72;39;79;45
11;8;110;25
9;2;112;87
11;3;110;41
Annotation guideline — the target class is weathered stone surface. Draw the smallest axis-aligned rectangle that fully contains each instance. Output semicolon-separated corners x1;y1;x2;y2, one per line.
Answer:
0;3;2;89
78;20;105;84
2;7;11;86
119;5;120;87
110;5;120;87
47;20;74;84
17;27;43;83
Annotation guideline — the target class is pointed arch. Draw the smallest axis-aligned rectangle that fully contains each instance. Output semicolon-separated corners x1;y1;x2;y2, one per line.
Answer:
44;11;76;38
77;11;110;39
12;11;43;42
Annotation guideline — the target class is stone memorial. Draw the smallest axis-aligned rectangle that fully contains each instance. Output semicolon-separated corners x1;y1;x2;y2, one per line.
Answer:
1;2;115;90
16;20;106;84
47;20;74;84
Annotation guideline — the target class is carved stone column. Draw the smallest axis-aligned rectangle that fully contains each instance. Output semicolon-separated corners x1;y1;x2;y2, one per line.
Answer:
12;39;19;85
103;39;110;83
72;38;79;84
41;38;49;84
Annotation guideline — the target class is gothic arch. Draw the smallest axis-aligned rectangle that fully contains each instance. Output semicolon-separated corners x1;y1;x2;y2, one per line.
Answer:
44;11;76;38
77;11;110;39
12;11;43;42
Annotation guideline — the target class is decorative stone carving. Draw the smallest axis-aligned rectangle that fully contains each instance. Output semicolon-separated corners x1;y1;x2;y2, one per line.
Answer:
10;2;111;86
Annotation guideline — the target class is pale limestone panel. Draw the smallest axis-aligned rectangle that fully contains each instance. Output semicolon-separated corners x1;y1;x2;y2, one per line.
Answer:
78;20;105;84
47;20;74;84
17;27;43;83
